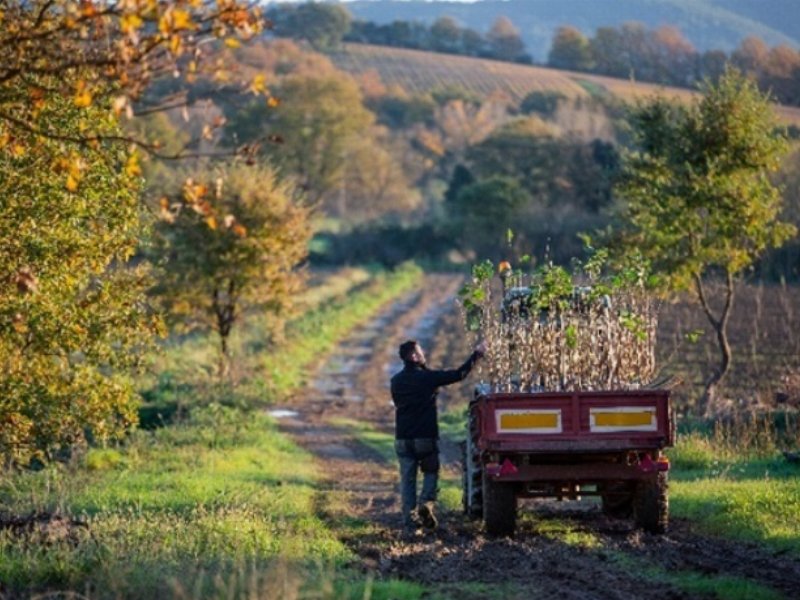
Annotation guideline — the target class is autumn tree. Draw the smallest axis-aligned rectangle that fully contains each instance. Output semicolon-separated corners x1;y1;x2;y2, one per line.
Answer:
731;36;770;78
0;0;266;160
548;26;593;71
486;16;527;63
614;70;796;413
152;165;311;376
0;91;160;465
340;127;420;221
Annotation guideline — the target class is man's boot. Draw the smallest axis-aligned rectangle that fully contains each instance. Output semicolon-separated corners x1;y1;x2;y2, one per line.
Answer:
418;501;438;530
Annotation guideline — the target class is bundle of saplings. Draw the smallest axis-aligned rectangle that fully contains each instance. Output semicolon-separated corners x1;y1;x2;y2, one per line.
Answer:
459;251;658;393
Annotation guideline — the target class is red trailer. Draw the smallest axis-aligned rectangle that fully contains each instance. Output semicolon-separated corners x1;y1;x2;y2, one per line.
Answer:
462;388;674;536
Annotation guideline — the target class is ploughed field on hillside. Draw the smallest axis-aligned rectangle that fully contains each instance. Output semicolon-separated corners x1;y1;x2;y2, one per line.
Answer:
658;282;800;410
331;43;800;125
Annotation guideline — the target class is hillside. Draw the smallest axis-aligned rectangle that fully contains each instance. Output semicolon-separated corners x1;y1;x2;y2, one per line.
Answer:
332;43;800;125
344;0;800;59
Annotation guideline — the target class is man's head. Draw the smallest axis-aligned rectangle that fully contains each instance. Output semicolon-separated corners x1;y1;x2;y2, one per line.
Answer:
399;339;426;366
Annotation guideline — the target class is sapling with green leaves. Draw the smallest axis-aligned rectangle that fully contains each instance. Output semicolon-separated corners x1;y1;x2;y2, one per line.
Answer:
613;68;796;414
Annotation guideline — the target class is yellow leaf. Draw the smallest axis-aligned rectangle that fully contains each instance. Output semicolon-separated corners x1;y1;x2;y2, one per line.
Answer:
120;13;143;33
73;80;93;108
172;9;192;30
206;216;217;230
66;174;79;192
74;89;92;108
170;34;182;55
267;96;280;108
250;74;266;94
224;37;241;49
11;144;25;158
125;154;142;177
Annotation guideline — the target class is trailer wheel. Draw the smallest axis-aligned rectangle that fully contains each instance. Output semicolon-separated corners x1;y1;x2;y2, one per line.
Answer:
633;472;668;534
461;435;483;519
482;472;517;537
600;481;633;518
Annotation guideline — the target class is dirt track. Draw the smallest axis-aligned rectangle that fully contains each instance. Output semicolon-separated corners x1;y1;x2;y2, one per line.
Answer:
274;274;800;599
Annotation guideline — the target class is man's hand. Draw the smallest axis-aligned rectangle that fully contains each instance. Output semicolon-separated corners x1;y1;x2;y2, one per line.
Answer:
475;341;487;357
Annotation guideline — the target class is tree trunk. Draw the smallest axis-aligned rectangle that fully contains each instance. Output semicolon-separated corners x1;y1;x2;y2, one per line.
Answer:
218;333;230;379
694;271;735;416
212;280;237;380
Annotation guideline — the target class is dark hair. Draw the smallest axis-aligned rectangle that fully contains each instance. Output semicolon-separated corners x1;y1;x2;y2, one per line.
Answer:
399;340;418;362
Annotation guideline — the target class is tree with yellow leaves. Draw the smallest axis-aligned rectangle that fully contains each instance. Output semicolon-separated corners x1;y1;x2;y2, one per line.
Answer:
0;0;266;159
0;91;162;466
151;164;311;377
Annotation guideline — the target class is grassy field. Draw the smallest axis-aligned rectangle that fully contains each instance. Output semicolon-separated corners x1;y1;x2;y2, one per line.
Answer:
668;435;800;556
331;43;800;125
0;264;425;599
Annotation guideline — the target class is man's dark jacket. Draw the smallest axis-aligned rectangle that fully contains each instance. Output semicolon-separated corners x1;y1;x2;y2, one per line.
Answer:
390;352;481;440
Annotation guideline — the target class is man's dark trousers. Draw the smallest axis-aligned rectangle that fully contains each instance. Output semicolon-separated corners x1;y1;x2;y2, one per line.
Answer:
395;438;439;527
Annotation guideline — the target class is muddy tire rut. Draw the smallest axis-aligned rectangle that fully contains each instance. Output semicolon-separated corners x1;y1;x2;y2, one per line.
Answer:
273;274;800;599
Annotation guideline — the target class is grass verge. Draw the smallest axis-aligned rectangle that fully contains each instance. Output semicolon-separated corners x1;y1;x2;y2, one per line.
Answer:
0;264;427;599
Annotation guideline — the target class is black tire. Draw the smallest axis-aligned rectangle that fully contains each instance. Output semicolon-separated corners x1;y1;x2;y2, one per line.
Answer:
600;481;634;518
633;472;669;534
461;419;483;519
482;471;517;537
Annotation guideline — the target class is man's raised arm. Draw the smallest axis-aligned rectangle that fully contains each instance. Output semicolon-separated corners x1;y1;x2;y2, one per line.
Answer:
425;342;486;387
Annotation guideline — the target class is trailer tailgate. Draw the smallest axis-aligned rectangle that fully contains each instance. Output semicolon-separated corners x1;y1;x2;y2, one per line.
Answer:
477;390;673;453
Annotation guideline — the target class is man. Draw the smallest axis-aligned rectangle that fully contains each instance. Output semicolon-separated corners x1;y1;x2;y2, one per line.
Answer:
390;339;486;536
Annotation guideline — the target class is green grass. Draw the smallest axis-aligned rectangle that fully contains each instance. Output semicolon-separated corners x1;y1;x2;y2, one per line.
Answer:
0;264;427;599
670;461;800;556
608;551;782;600
0;410;344;597
666;431;800;556
0;403;434;600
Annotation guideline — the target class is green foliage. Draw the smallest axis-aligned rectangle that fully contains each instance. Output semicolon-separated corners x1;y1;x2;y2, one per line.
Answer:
449;176;530;260
0;84;158;465
151;164;311;372
615;69;795;292
227;74;373;208
548;26;594;71
269;2;352;52
519;90;567;116
371;93;436;128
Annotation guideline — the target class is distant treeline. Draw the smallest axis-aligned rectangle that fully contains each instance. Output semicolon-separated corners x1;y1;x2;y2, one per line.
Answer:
548;25;800;106
267;3;530;63
345;15;531;64
265;2;800;107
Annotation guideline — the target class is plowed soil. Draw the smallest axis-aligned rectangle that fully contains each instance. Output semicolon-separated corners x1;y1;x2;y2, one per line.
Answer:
275;274;800;599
